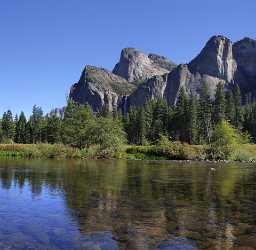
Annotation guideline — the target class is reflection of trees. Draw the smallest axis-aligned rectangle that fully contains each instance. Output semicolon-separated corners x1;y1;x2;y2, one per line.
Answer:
0;160;256;249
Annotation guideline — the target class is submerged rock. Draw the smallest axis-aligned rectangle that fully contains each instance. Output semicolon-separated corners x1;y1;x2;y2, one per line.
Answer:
80;231;119;250
156;237;197;250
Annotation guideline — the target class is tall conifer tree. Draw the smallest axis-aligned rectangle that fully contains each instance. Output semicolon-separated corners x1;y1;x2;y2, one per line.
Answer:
213;82;225;124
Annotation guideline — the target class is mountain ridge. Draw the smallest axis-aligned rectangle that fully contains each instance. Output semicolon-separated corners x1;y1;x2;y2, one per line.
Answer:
70;35;256;112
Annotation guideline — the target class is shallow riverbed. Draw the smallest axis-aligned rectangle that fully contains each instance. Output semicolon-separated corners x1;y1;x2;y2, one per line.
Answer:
0;159;255;250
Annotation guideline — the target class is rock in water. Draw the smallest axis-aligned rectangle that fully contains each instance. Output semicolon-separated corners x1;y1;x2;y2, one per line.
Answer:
81;231;119;250
156;237;197;250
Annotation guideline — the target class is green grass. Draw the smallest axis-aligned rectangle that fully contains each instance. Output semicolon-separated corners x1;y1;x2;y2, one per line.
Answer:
1;143;256;162
0;144;90;159
115;143;205;161
234;144;256;162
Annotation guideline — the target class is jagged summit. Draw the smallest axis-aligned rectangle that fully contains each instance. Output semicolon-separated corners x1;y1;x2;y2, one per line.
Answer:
232;37;256;92
113;48;176;82
189;35;235;82
70;35;256;113
70;65;136;112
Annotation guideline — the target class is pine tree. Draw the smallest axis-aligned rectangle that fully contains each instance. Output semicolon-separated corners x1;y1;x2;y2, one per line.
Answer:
188;95;198;144
15;112;27;143
125;106;146;145
213;82;225;124
151;99;169;141
198;83;213;144
243;103;256;142
233;84;243;129
137;108;146;145
30;105;44;143
175;87;189;142
46;111;62;144
225;91;235;124
1;110;15;141
62;100;95;148
25;120;33;144
143;100;154;141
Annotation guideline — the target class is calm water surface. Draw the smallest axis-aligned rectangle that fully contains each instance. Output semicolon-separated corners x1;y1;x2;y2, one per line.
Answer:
0;159;256;250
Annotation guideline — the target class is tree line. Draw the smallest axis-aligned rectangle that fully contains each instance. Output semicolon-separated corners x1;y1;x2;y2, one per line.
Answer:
124;83;256;145
0;101;126;153
0;83;256;149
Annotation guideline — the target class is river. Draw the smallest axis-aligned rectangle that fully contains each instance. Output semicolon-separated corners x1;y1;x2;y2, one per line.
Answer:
0;159;255;249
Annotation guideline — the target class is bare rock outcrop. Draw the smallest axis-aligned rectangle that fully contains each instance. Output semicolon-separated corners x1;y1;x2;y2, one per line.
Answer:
128;74;168;108
69;35;256;113
164;65;225;105
233;37;256;92
113;48;176;82
69;65;136;112
189;35;236;82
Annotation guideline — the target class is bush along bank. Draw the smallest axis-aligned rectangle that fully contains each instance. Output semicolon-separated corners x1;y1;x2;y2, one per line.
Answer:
0;144;118;160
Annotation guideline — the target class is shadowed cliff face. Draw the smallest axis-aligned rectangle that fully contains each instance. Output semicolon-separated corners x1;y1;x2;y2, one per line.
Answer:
233;38;256;92
69;65;136;112
69;35;256;112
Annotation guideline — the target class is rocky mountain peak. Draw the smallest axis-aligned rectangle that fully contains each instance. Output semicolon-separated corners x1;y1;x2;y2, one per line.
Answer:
189;35;236;82
233;37;256;91
69;65;136;112
113;48;175;82
70;35;256;114
234;37;256;48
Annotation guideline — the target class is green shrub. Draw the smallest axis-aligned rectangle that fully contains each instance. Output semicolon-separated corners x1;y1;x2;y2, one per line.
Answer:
125;138;203;160
206;120;241;160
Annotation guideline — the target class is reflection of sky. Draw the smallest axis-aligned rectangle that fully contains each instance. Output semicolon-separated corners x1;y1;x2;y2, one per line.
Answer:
0;162;255;249
0;180;83;249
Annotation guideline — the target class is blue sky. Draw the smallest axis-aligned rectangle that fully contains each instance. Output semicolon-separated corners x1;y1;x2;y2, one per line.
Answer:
0;0;255;116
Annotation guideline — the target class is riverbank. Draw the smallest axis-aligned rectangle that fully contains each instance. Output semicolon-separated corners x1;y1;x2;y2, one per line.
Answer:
117;144;256;162
0;144;87;159
0;143;256;162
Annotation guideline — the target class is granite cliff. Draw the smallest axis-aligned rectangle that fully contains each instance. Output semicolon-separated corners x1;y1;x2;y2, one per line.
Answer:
69;35;256;112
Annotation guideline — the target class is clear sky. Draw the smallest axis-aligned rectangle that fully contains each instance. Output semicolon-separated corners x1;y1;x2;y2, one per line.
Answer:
0;0;255;116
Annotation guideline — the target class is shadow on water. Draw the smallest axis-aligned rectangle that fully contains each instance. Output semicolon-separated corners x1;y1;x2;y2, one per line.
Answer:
0;159;256;249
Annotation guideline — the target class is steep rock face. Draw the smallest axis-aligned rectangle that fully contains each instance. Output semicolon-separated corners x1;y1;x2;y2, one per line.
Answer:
127;36;234;108
113;48;175;82
69;66;136;112
69;35;256;113
127;65;223;109
189;35;236;82
164;65;224;105
233;38;256;92
128;74;168;108
148;53;176;71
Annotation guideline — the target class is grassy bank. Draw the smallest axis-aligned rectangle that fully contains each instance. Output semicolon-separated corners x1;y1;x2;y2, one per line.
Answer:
0;143;256;162
116;143;256;162
0;144;99;159
115;143;204;161
0;143;204;160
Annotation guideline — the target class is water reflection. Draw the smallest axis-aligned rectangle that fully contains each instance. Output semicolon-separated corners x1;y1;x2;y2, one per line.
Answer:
0;160;256;249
